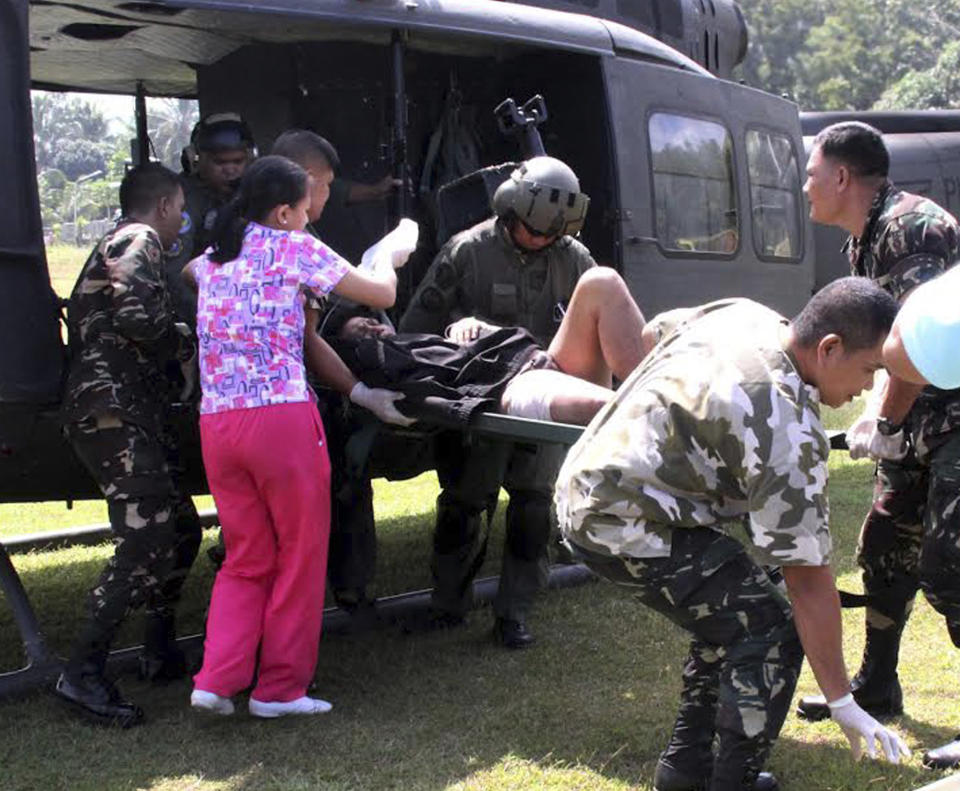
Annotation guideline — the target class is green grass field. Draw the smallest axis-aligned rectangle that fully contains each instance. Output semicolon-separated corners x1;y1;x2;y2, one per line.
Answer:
45;243;88;299
2;450;958;791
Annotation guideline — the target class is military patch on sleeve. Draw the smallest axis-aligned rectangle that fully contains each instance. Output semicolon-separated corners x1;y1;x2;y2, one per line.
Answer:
434;261;459;290
419;285;446;313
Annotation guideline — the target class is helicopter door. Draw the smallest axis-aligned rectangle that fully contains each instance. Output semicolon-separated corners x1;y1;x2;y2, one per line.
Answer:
602;55;814;317
0;0;64;416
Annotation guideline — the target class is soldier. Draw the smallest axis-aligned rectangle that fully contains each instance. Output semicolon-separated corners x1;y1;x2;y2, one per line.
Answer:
398;156;594;648
555;278;909;791
55;163;201;727
798;121;960;770
166;112;256;325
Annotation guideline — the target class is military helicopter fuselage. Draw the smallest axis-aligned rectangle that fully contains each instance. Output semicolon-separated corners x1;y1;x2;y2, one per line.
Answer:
1;0;816;504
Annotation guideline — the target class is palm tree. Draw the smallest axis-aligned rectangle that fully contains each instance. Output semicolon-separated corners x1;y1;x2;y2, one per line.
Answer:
147;98;199;170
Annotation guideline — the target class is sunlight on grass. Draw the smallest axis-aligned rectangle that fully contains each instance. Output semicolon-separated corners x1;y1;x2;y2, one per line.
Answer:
45;242;88;298
449;755;633;790
2;455;958;791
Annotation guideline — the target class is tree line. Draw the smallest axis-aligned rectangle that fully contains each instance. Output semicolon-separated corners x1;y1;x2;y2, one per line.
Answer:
735;0;960;111
32;93;196;241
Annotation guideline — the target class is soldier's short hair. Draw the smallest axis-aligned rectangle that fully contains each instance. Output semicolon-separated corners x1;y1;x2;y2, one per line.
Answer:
271;129;340;173
793;276;898;351
119;163;181;217
813;122;889;179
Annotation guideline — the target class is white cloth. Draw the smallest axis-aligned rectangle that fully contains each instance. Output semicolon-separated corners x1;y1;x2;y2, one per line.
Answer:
500;369;556;421
359;218;418;273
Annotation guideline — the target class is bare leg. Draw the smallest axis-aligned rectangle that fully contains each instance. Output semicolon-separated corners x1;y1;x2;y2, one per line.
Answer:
547;268;646;385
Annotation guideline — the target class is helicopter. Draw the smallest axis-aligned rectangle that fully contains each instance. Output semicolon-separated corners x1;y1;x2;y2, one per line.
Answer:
0;0;826;696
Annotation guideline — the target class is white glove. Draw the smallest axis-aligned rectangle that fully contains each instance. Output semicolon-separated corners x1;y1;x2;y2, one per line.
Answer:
360;218;419;273
349;382;416;427
444;317;498;344
846;414;907;461
829;695;911;763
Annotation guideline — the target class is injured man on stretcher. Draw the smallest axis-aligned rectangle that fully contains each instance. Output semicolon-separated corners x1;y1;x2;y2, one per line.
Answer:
319;267;665;427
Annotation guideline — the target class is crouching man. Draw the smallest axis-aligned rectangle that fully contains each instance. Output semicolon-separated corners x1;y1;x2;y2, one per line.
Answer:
555;278;910;791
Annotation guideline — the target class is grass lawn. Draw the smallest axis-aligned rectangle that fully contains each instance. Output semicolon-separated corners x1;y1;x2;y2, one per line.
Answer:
2;445;959;790
45;243;88;299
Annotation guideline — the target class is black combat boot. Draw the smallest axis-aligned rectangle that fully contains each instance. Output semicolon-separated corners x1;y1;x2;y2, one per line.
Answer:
653;759;779;791
796;622;904;721
54;656;143;728
492;617;534;649
923;735;960;770
138;612;186;682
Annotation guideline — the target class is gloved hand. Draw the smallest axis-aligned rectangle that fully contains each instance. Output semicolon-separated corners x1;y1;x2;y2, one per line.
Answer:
349;382;416;427
445;316;499;344
362;218;418;273
829;695;911;763
846;414;908;461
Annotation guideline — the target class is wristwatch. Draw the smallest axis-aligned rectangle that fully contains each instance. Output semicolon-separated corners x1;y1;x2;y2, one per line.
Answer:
876;417;903;436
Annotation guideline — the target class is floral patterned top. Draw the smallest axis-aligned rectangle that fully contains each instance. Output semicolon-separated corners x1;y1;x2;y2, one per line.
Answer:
195;222;350;414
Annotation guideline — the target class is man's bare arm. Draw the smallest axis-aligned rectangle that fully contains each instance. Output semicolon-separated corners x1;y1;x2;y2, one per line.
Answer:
781;564;850;701
876;371;925;425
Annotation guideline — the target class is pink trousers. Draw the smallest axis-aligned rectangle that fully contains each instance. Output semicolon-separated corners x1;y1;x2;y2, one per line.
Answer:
194;400;330;702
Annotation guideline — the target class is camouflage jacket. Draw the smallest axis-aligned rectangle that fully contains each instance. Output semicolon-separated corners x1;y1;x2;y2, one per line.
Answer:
844;181;960;450
555;299;832;567
63;221;193;429
399;216;595;346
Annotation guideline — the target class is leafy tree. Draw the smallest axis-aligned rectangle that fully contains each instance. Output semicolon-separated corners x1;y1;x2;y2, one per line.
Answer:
49;138;107;181
735;0;960;111
146;98;198;170
734;0;824;102
875;39;960;109
31;93;113;173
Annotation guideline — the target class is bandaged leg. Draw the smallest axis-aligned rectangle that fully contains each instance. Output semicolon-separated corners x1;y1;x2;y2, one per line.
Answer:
500;368;613;425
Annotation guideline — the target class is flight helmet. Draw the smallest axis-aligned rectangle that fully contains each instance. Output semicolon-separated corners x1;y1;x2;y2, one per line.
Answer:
492;156;589;237
192;112;255;154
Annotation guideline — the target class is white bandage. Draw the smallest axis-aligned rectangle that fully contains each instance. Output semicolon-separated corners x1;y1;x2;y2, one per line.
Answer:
500;370;554;421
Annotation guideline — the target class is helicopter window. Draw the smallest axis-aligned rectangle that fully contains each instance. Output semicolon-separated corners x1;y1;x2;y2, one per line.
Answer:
746;129;803;262
648;112;738;256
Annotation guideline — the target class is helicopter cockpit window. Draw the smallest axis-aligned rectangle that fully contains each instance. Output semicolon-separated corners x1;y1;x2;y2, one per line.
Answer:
649;113;738;256
746;129;803;262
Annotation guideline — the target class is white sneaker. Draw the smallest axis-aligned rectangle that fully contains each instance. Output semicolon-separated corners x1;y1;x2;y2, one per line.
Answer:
190;689;235;716
248;695;333;718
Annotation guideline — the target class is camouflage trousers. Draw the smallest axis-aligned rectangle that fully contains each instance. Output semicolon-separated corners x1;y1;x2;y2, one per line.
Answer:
858;431;960;648
65;416;202;670
576;528;803;791
432;432;564;622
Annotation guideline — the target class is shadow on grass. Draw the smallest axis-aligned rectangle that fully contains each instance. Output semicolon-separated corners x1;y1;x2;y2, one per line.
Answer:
0;506;511;672
772;730;953;791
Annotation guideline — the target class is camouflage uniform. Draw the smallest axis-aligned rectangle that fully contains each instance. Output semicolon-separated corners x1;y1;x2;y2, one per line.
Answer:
62;220;201;677
556;299;829;789
846;182;960;656
400;216;596;622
